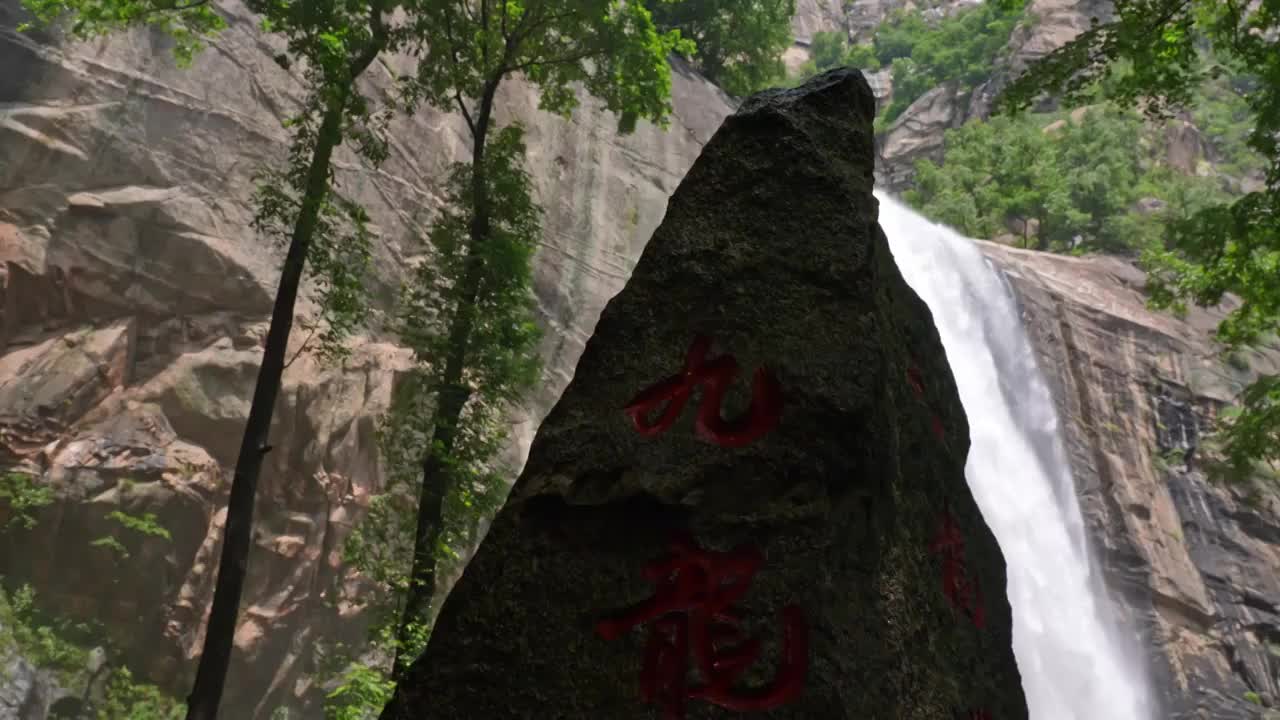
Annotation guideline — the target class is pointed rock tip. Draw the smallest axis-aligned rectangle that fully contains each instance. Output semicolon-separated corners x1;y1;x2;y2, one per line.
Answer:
734;67;877;126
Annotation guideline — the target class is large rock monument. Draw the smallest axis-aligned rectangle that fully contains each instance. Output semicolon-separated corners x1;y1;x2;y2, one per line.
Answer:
380;68;1028;720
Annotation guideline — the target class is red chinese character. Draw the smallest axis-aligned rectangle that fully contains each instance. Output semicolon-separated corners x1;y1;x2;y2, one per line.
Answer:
907;363;947;443
929;510;986;630
907;364;926;399
965;711;992;720
624;335;782;448
930;414;946;442
596;532;808;718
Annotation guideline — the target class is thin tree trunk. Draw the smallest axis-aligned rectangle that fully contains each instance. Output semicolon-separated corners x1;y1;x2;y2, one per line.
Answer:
390;78;500;683
184;95;346;720
185;12;387;714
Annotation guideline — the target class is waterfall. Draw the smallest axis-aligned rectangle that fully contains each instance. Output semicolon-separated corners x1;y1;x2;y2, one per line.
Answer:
876;192;1154;720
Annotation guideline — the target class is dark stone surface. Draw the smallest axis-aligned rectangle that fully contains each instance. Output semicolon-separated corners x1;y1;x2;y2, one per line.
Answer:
380;68;1027;720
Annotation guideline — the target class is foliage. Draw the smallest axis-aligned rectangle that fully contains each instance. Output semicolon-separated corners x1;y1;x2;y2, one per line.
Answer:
1198;377;1280;484
327;1;683;712
1192;67;1268;177
994;0;1280;478
105;509;172;540
874;0;1028;123
646;0;794;96
18;0;225;66
96;667;185;720
809;30;846;71
18;0;416;716
1;582;89;673
0;579;183;718
405;1;684;136
329;124;545;715
322;663;396;720
0;472;54;531
793;30;880;81
90;507;173;559
89;535;132;559
845;42;880;72
904;105;1225;253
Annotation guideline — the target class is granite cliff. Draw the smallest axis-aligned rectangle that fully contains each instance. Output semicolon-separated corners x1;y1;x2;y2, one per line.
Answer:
984;245;1280;719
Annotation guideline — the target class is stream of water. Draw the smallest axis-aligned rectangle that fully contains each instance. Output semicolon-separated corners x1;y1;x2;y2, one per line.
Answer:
877;192;1154;720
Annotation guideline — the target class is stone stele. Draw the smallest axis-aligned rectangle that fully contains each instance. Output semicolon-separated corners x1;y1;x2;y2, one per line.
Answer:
380;68;1028;720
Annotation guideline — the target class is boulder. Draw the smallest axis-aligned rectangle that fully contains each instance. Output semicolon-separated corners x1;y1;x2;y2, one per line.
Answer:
876;82;965;192
380;68;1026;720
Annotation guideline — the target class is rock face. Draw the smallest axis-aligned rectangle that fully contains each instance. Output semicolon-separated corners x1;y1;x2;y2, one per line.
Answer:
981;243;1280;719
0;652;61;720
381;69;1026;720
790;0;847;43
875;82;965;191
0;0;733;714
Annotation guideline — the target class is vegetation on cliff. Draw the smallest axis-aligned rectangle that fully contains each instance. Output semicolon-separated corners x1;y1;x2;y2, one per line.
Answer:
801;0;1277;484
993;0;1280;482
0;475;185;718
905;83;1228;255
647;0;796;96
873;0;1026;123
0;580;186;719
791;1;1026;126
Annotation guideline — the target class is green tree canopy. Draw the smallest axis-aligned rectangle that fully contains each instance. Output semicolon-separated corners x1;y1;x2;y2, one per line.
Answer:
794;30;879;80
645;0;795;96
875;0;1028;123
905;106;1217;253
810;29;847;70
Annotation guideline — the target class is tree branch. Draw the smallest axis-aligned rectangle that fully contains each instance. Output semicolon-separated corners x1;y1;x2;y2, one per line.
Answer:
509;8;576;48
455;90;476;136
347;0;389;79
442;8;477;135
503;48;596;76
283;321;320;370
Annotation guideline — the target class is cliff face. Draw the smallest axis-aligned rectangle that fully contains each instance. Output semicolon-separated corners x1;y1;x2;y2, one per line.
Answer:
983;244;1280;719
0;0;733;714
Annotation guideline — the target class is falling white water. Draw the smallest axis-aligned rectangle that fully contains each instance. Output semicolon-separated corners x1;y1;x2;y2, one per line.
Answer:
876;192;1154;720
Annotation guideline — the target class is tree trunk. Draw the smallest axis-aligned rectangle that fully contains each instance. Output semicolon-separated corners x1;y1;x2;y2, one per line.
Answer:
182;10;390;713
391;78;501;683
183;94;347;720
